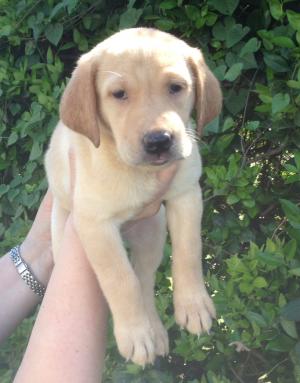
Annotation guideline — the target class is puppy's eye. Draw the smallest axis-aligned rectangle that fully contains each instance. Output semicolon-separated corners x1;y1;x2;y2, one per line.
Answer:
112;90;128;100
169;83;183;95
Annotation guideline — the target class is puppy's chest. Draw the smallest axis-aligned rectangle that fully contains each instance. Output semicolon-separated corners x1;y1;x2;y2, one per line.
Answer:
76;167;158;221
75;147;201;223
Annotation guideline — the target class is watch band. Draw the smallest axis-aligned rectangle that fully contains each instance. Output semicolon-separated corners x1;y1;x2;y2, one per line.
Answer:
9;246;46;298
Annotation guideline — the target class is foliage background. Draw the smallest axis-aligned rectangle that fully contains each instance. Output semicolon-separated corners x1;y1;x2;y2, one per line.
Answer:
1;0;300;381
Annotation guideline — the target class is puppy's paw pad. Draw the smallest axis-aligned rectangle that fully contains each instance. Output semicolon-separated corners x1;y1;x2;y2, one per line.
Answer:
114;322;156;366
174;289;215;335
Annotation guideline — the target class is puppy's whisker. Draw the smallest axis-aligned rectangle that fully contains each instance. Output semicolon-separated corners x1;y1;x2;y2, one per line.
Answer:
186;128;198;142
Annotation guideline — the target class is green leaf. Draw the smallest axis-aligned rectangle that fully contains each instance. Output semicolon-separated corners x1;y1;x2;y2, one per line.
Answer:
213;64;227;81
295;342;300;361
7;131;18;146
47;47;53;64
73;29;88;51
225;88;248;114
206;12;218;27
185;5;201;21
212;22;226;41
154;18;175;31
208;0;239;15
272;93;290;115
271;36;295;48
222;116;234;131
226;24;250;48
287;10;300;32
205;116;220;134
295;152;300;169
253;276;268;288
0;184;9;198
240;37;261;57
0;24;13;37
257;251;285;267
287;80;300;90
280;199;300;229
245;311;267;327
45;23;63;46
245;121;260;131
243;199;255;208
29;141;42;161
119;8;143;29
227;155;239;178
281;299;300;321
226;194;240;205
263;52;289;72
128;0;137;7
49;2;65;19
240;282;253;294
268;0;283;20
284;239;297;260
66;0;78;14
267;334;295;352
160;0;177;10
289;268;300;276
224;63;243;81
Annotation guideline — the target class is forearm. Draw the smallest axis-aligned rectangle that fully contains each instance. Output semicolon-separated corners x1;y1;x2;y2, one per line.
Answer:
0;244;52;343
14;219;108;383
0;190;54;343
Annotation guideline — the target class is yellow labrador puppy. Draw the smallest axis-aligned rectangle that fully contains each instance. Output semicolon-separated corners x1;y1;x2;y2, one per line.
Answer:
45;28;222;366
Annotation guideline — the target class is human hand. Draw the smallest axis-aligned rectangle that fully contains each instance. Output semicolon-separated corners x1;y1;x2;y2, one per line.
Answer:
20;190;54;285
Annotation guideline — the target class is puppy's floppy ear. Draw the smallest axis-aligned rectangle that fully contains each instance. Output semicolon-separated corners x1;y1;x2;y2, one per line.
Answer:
189;48;222;134
60;56;100;147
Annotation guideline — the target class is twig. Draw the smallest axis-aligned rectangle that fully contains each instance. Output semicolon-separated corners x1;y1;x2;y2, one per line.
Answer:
204;242;232;257
271;217;288;240
260;203;276;219
258;358;289;381
16;0;43;28
239;67;261;169
252;141;287;163
230;366;246;383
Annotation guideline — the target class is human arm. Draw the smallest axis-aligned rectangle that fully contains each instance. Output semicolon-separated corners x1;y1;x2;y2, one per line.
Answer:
0;191;53;343
14;216;108;383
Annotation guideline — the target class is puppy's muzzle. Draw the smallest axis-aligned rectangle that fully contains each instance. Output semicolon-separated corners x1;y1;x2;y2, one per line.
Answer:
143;130;173;155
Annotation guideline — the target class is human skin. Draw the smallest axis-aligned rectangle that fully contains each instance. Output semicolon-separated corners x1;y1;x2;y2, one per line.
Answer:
13;216;108;383
0;191;53;343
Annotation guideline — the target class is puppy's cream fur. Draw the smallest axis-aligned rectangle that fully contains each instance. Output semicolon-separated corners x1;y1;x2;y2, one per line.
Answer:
45;28;222;366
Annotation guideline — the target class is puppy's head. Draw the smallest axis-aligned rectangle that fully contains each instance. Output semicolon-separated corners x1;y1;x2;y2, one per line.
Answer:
60;28;222;167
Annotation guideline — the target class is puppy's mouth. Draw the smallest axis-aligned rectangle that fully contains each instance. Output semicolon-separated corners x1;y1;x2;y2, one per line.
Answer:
149;154;171;166
144;151;182;167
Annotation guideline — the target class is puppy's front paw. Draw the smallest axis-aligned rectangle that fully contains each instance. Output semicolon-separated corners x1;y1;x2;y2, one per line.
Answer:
114;320;156;366
174;287;216;335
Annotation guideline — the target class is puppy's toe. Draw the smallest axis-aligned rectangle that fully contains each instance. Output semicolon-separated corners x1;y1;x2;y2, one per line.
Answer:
153;319;169;356
174;288;215;335
114;321;155;366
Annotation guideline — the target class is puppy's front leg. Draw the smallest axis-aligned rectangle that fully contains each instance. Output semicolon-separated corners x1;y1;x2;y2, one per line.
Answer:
166;185;216;335
75;214;155;366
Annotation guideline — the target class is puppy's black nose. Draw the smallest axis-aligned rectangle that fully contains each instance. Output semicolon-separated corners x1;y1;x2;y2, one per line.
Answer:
143;131;173;155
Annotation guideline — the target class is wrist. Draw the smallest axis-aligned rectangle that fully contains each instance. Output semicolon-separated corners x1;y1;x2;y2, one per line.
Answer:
20;240;54;286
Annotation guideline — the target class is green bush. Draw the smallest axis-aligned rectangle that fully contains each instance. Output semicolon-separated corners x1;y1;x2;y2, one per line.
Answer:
1;0;300;382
